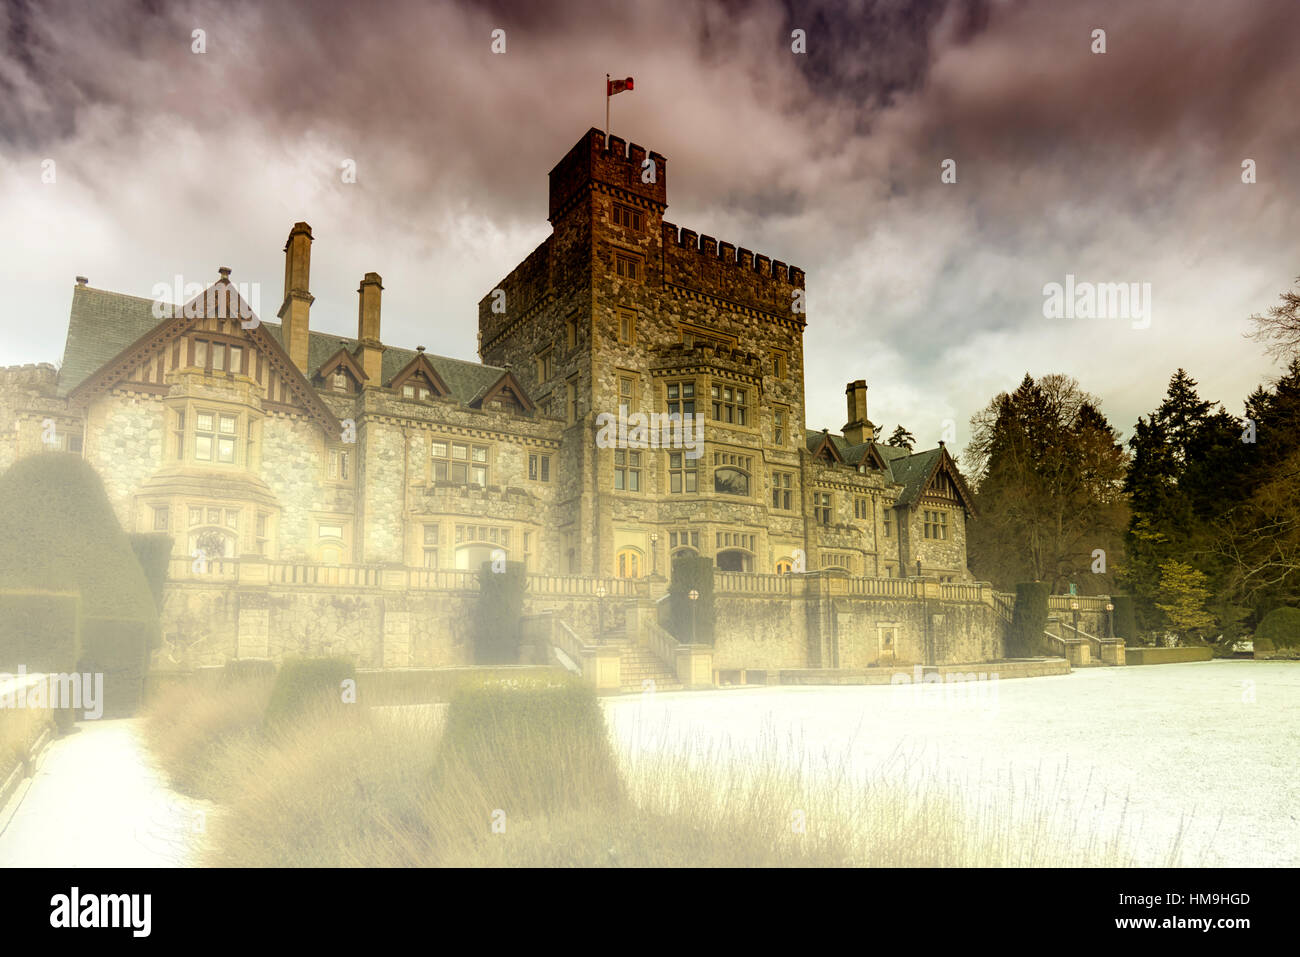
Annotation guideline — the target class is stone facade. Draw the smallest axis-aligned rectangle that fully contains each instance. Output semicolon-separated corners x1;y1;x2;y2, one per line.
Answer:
0;127;994;675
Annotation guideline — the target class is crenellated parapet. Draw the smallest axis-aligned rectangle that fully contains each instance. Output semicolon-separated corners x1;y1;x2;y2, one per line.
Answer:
661;222;805;321
549;127;668;220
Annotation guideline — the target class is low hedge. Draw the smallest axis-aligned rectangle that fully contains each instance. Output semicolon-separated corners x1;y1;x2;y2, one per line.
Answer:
1255;607;1300;651
433;674;622;819
0;589;82;674
264;656;355;728
223;659;277;685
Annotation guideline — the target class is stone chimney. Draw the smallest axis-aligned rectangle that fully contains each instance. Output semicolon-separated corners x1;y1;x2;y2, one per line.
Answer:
277;222;314;372
356;272;385;384
842;379;874;446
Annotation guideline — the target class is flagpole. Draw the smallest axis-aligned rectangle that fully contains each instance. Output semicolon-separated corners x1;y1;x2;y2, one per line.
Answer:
605;73;610;149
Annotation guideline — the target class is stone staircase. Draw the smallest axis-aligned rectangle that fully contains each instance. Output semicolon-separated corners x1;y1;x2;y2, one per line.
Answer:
598;635;683;693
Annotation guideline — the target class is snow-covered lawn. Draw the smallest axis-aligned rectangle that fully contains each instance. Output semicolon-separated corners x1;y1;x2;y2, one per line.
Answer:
603;660;1300;867
0;719;208;868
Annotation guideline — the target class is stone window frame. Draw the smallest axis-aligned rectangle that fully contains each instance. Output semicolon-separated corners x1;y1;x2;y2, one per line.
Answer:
613;448;642;492
536;347;554;383
152;505;169;531
883;508;894;538
773;404;789;445
771;349;788;380
854;496;869;520
616;307;637;345
616;546;643;579
712;450;752;498
665;378;696;418
708;380;750;427
430;436;491;487
325;444;353;485
611;202;643;231
616;370;639;413
923;509;949;540
565;315;578;351
613;249;643;282
814;491;833;525
820;552;854;574
771;470;793;510
667;449;698;493
528;452;551;482
421;523;440;569
566;376;580;424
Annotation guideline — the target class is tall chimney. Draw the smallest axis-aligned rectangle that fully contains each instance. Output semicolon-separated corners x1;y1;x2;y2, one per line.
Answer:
842;379;874;446
356;272;385;385
278;222;314;372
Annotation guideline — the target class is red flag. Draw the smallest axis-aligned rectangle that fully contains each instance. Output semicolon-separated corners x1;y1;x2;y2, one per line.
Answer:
607;77;634;96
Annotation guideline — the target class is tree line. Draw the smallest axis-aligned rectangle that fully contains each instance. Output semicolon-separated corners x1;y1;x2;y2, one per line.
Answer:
961;278;1300;646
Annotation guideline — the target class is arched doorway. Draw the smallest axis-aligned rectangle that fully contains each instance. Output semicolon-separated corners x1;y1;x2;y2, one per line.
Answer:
456;543;502;570
715;549;753;572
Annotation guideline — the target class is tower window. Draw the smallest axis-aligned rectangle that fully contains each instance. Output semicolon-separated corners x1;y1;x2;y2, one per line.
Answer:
612;203;643;230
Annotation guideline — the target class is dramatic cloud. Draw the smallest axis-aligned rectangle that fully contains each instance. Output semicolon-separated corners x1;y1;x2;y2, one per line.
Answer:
2;0;1297;450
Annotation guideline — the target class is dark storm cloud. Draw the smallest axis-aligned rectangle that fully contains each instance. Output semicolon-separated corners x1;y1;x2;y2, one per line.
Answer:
1;0;1297;448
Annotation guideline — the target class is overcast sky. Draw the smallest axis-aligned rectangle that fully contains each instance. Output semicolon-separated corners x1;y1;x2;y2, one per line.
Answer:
2;0;1297;456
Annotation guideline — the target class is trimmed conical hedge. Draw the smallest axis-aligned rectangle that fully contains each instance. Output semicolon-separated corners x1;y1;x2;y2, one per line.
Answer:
0;454;159;715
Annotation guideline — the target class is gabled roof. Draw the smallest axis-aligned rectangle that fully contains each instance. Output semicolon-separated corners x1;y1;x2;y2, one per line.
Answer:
317;346;368;383
806;430;844;464
57;284;511;408
804;427;975;513
467;369;536;413
65;279;342;435
389;351;451;397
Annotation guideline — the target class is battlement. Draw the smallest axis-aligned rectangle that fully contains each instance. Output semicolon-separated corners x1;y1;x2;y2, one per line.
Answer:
0;362;58;394
661;221;805;320
549;128;668;221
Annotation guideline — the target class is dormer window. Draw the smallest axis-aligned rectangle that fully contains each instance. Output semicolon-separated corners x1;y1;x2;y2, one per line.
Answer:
403;377;433;400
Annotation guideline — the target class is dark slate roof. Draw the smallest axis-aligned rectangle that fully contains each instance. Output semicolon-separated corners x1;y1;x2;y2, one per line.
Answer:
59;286;171;396
57;284;504;404
803;427;946;505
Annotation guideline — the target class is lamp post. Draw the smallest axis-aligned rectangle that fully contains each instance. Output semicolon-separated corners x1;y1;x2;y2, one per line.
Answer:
1105;601;1115;640
688;588;699;644
596;582;607;642
650;532;658;576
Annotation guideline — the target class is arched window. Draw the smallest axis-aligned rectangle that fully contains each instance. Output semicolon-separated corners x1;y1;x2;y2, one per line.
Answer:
775;558;794;575
616;547;643;579
714;467;749;496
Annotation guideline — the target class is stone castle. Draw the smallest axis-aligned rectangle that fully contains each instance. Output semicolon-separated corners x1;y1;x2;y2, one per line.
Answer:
1;128;1111;686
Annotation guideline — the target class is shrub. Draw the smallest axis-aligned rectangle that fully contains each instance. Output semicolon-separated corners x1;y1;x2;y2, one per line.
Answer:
78;617;152;718
1255;607;1300;653
0;454;158;624
1009;582;1050;657
143;674;275;797
471;560;527;664
432;674;623;826
669;553;715;644
263;656;355;729
0;590;82;732
1110;595;1137;642
129;533;173;614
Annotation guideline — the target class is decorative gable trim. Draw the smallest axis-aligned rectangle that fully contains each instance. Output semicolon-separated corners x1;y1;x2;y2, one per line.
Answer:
919;448;978;516
68;279;341;436
809;432;844;465
389;352;451;397
316;347;369;383
468;370;536;414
